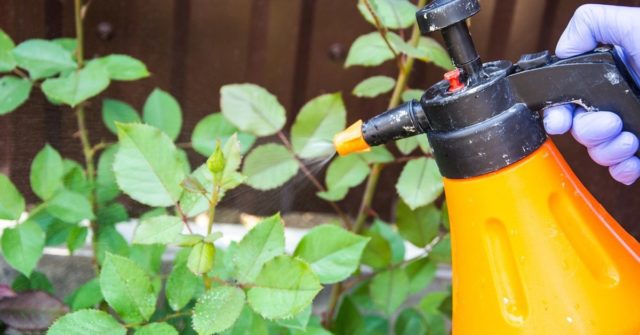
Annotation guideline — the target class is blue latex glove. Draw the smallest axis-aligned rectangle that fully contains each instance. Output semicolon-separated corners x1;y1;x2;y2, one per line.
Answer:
543;4;640;185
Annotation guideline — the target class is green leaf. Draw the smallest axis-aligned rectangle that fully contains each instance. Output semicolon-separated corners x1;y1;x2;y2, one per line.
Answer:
319;155;369;201
291;92;346;159
166;263;200;311
0;174;24;220
114;123;186;206
247;255;321;320
0;221;45;276
396;137;419;155
405;257;437;294
67;226;88;254
396;200;441;247
102;99;140;135
275;305;311;331
419;290;449;315
12;271;54;294
96;144;120;204
188;242;215;275
193;286;246;335
233;214;285;283
362;315;389;335
220;306;269;335
12;39;76;79
360;228;392;270
48;309;126;335
134;323;178;335
371;219;405;263
417;135;432;154
30;144;64;200
143;88;182;140
0;76;32;115
0;29;16;72
401;89;423;102
97;54;150;81
130;244;165;274
44;221;75;246
316;186;349;202
97;202;128;226
396;157;443;210
352;76;395;98
294;224;369;284
62;159;90;196
133;215;182;244
64;278;103;311
52;38;77;54
429;234;451;263
174;234;204;247
334;297;364;335
345;32;395;67
204;231;223;243
96;226;130;264
325;155;369;191
47;190;95;223
41;61;110;107
191;113;256;156
100;253;157;322
424;313;447;335
180;135;244;216
220;84;286;137
395;308;429;335
387;33;424;59
242;144;298;191
358;146;394;164
418;37;454;71
370;268;410;315
357;0;417;29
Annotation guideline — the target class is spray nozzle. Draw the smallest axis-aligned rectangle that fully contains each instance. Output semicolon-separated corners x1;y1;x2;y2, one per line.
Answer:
333;100;429;156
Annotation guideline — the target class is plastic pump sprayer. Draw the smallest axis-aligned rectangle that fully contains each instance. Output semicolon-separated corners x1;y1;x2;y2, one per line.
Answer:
334;0;640;334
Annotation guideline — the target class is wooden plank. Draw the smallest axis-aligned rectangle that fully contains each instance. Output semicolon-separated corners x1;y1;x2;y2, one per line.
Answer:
504;0;548;60
470;0;498;58
4;0;48;198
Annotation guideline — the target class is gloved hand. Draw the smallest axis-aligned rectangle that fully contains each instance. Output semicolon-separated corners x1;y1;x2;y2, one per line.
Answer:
543;4;640;185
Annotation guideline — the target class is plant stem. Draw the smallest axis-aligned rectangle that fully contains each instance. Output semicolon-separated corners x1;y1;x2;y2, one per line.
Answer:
207;183;220;235
73;0;100;275
323;282;342;329
276;131;353;229
324;0;429;326
74;0;84;68
352;0;427;234
352;163;382;233
361;0;400;62
175;203;194;234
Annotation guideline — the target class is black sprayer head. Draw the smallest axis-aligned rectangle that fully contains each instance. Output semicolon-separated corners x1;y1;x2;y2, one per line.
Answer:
415;0;479;33
417;0;482;84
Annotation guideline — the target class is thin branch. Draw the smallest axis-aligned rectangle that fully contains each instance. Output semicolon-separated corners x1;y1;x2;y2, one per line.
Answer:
323;282;343;328
177;142;193;149
90;140;112;155
155;311;191;323
392;154;432;164
175;203;194;234
276;131;353;229
362;0;403;70
352;0;428;234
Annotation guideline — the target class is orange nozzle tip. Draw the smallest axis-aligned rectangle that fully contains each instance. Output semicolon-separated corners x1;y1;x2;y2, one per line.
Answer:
334;120;371;156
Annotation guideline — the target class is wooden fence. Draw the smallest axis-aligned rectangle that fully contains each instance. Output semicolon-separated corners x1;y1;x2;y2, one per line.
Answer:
1;0;639;235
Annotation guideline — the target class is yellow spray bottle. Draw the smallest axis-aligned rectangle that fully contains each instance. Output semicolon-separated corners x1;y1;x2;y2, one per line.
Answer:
334;0;640;334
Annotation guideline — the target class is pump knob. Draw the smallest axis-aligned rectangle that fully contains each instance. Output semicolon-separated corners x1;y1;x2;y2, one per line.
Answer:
416;0;480;33
416;0;483;84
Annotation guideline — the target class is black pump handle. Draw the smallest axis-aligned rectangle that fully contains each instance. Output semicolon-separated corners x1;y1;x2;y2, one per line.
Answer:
508;48;640;155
